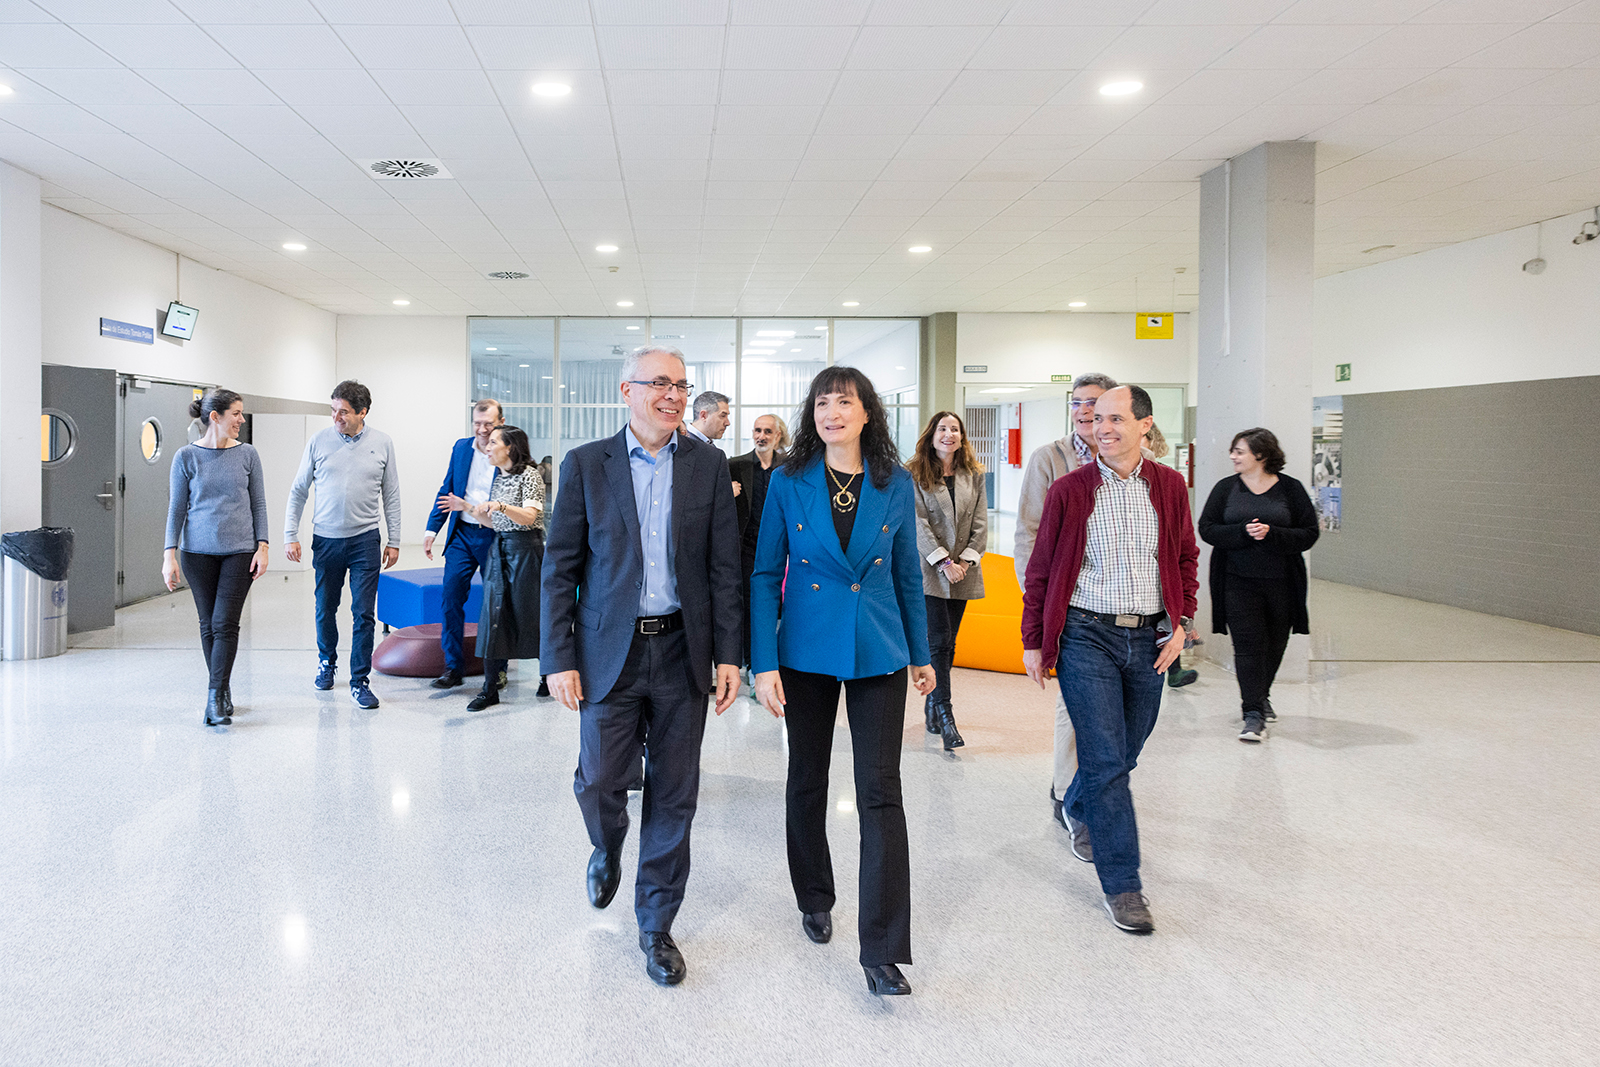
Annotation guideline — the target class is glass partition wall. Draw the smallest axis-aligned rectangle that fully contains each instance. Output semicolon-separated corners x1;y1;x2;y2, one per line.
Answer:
469;317;922;494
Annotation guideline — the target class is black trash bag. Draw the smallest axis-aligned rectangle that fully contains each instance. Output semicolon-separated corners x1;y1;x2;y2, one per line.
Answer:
1;527;75;582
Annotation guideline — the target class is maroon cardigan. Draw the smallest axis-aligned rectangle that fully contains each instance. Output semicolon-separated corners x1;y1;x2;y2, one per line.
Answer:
1021;459;1200;670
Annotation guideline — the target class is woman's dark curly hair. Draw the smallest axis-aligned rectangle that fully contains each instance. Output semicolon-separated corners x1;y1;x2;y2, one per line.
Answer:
492;425;533;476
1231;427;1285;474
783;365;901;489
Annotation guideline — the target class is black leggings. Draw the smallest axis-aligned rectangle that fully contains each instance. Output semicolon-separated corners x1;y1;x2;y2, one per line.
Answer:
1225;574;1295;717
924;595;968;705
182;551;255;690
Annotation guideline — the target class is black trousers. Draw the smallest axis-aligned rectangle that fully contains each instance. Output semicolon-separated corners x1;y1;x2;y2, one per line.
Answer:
1225;574;1295;717
573;628;708;934
781;665;911;967
181;551;255;690
924;595;968;705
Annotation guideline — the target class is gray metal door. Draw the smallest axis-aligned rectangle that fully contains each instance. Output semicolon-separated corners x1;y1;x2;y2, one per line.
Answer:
40;365;118;633
119;379;201;606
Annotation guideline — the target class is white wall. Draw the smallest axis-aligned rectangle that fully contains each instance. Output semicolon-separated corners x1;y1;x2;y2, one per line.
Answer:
40;206;335;403
1315;207;1600;395
252;413;318;571
955;312;1198;394
335;315;467;548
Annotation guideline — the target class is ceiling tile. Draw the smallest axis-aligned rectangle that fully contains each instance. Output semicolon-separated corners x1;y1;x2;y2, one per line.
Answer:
846;26;985;69
0;24;119;66
597;26;725;69
465;25;601;69
139;68;279;105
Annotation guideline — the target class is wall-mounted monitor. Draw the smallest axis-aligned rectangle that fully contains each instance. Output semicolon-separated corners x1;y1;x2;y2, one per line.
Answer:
161;301;198;340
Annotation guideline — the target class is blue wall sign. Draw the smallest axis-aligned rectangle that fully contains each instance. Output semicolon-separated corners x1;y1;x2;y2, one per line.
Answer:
100;318;154;344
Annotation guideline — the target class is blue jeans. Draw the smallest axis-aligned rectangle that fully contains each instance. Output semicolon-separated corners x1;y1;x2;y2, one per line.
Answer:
440;521;494;671
312;530;382;687
1057;609;1167;896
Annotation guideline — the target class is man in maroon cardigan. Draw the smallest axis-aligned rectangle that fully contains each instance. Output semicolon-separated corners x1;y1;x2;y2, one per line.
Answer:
1021;386;1199;934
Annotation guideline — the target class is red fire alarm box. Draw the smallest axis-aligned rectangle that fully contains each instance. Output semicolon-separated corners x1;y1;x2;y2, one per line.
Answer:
1007;427;1022;467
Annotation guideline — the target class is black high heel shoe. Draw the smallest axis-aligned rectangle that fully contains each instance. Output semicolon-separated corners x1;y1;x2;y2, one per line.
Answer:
204;689;231;727
923;694;938;734
936;702;964;750
863;964;911;996
219;685;234;719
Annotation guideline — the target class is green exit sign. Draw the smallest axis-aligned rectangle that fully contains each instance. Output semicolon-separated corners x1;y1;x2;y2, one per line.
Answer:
1050;374;1073;382
1335;363;1352;382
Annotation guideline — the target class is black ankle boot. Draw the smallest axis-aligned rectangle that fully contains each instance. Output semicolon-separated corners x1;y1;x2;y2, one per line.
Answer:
924;693;939;734
936;702;964;750
204;689;231;726
219;685;234;719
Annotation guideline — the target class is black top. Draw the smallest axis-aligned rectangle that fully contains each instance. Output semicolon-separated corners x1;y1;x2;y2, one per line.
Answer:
1219;478;1298;580
943;474;957;515
1197;473;1320;636
828;466;860;550
741;459;774;552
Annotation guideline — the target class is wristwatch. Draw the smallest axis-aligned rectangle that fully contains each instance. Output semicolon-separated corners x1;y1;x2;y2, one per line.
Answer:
1179;615;1193;631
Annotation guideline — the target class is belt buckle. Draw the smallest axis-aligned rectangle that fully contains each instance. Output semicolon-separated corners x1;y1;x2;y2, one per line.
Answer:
1114;613;1140;628
638;617;660;635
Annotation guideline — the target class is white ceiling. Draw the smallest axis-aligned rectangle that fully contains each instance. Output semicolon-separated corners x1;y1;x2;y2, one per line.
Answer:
2;0;1599;318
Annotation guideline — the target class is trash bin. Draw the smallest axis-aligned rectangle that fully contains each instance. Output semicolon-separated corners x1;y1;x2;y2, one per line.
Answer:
2;527;74;661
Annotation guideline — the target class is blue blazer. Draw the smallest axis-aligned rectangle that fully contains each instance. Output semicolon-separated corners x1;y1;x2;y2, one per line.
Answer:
749;458;931;681
540;428;742;703
425;437;495;547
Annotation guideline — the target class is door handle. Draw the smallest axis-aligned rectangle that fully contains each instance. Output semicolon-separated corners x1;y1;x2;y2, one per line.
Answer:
96;481;115;511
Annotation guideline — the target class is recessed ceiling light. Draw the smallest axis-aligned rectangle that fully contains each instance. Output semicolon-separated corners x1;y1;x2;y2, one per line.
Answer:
542;376;553;380
626;325;640;329
981;387;1029;394
532;82;571;98
908;245;932;253
0;84;13;96
595;244;618;253
1068;301;1088;308
616;300;633;307
743;349;776;356
791;348;802;353
281;242;306;251
1099;80;1143;97
895;365;905;370
486;346;497;351
756;330;795;337
519;363;529;368
814;324;827;330
842;301;859;307
392;299;410;306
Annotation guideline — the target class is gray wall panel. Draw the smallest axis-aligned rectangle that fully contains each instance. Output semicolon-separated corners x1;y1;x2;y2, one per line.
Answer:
1310;375;1600;635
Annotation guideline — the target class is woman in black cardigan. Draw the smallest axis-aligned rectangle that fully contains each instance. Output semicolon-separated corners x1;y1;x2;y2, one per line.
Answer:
1198;428;1319;742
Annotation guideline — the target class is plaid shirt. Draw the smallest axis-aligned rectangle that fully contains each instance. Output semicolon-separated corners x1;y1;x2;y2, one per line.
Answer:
1070;457;1163;615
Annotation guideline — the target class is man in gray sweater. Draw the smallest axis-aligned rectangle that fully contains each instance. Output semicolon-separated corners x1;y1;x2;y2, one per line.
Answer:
285;380;403;709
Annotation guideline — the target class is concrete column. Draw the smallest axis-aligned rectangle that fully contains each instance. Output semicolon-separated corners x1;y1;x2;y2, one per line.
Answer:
921;311;957;427
1196;141;1315;677
0;160;43;533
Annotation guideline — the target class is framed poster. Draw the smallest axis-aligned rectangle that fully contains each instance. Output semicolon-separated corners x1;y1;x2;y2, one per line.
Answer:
1312;395;1342;531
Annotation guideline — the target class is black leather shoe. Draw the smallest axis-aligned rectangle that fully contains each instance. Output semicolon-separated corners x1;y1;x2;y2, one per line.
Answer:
639;931;686;986
936;702;964;750
536;676;550;697
218;685;234;719
802;911;832;944
466;688;499;712
863;964;911;996
431;669;464;689
203;689;231;727
586;848;620;909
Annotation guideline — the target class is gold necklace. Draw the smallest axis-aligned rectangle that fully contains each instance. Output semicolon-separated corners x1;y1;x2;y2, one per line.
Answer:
827;465;861;512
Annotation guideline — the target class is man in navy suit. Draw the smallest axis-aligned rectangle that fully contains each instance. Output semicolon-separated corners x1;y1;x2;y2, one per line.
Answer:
541;345;742;988
423;399;503;688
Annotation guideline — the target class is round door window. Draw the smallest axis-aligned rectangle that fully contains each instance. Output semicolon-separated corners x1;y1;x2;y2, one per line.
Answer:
140;417;163;464
41;410;77;467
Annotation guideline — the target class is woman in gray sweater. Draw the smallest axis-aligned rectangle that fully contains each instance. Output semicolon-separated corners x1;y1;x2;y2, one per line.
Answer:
162;388;270;726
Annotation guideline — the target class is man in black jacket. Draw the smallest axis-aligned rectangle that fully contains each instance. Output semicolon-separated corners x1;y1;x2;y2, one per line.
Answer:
541;345;742;987
727;413;787;672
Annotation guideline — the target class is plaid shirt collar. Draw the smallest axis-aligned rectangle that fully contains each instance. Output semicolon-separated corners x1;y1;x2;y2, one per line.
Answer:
1095;454;1146;483
1072;432;1094;464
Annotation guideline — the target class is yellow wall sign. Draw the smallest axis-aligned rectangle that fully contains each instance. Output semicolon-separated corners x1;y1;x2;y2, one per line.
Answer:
1135;313;1173;339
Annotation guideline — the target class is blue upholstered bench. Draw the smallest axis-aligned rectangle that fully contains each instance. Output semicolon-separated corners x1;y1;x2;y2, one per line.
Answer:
376;567;483;630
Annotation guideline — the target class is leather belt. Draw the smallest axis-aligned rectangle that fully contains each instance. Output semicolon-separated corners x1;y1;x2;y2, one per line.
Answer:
635;611;683;636
1071;608;1166;629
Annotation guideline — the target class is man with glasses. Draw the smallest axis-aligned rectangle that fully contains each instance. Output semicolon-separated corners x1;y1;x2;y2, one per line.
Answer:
541;346;742;988
422;398;504;690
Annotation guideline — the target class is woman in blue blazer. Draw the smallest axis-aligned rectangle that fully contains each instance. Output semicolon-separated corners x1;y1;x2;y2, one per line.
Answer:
750;366;935;997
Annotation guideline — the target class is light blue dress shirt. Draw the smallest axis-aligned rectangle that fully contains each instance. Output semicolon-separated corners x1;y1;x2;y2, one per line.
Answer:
625;425;679;615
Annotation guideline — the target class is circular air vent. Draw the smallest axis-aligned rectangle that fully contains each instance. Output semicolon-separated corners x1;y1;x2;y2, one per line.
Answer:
370;159;440;179
487;271;530;280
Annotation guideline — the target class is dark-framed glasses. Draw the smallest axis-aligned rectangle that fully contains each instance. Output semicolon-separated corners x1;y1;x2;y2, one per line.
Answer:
627;378;694;396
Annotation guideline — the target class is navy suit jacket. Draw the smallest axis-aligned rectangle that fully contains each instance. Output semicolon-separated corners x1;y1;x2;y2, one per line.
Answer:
425;437;494;548
540;428;742;703
748;458;931;681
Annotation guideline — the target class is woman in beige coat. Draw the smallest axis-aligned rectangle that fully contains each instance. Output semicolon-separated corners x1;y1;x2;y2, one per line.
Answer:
907;411;987;750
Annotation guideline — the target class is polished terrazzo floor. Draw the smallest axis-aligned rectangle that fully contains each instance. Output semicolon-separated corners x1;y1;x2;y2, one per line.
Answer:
3;555;1597;1066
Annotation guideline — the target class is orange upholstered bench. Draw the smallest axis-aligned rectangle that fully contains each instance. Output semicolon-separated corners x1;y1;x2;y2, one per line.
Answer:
951;552;1027;675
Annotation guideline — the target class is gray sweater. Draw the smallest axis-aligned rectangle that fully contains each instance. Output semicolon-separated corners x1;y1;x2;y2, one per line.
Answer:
165;442;270;555
284;425;403;543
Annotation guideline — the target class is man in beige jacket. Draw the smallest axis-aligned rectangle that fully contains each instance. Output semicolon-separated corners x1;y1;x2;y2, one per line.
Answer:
1013;372;1115;838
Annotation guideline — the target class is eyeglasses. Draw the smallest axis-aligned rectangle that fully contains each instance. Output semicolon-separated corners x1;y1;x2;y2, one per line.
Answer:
626;379;694;396
1069;397;1099;409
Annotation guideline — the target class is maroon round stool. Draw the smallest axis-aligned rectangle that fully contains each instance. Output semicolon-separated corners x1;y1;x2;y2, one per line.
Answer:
372;623;485;678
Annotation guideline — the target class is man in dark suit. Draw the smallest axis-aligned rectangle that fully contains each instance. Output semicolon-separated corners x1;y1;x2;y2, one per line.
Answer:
727;413;787;672
423;399;503;688
541;345;742;988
